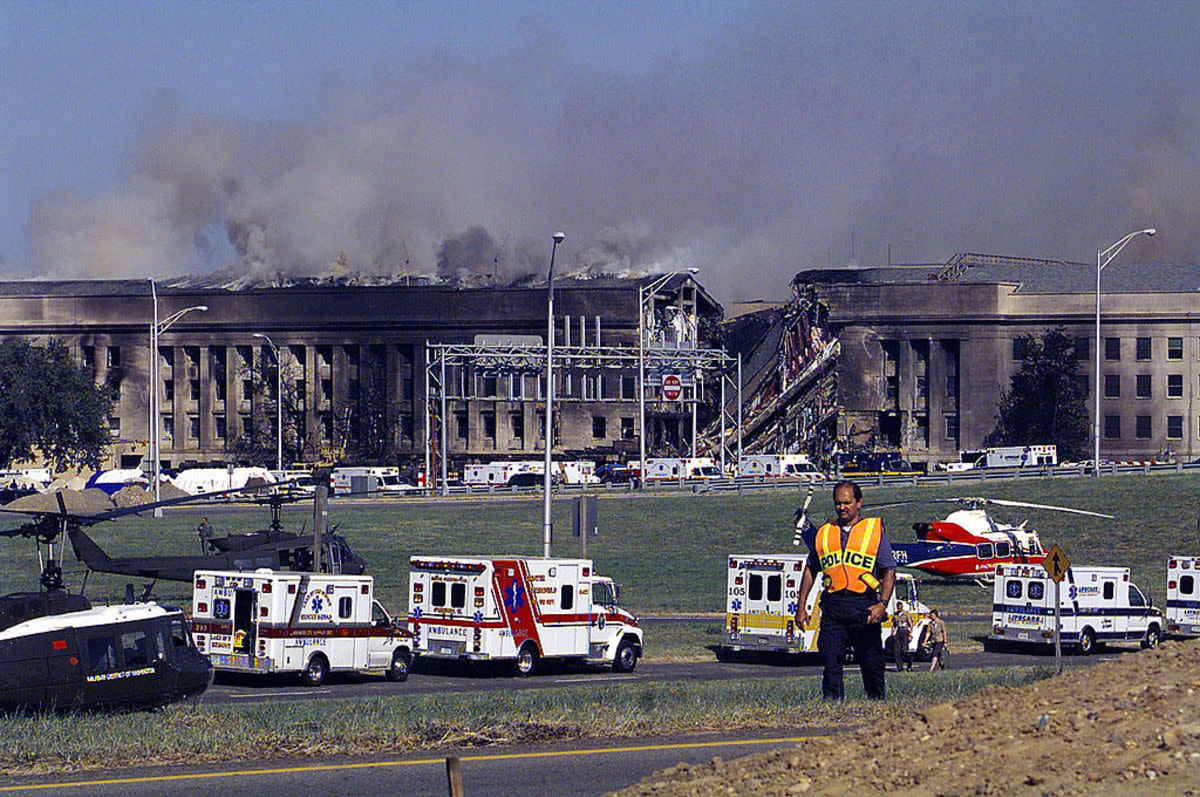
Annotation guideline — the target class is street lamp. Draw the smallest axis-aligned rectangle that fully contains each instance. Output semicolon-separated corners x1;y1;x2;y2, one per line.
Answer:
543;231;565;558
638;267;699;489
1093;227;1156;477
149;286;207;514
253;333;284;472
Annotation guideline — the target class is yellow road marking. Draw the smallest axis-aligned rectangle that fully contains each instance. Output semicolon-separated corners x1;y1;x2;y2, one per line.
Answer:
0;736;810;792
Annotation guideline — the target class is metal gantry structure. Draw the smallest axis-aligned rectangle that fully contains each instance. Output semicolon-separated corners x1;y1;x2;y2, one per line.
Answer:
423;339;741;494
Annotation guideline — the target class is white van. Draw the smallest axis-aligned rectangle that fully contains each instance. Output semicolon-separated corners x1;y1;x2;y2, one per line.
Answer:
988;563;1163;654
1166;555;1200;637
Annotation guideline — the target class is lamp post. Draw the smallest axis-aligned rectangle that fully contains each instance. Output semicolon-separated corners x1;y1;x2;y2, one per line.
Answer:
253;333;284;472
543;232;566;558
150;294;208;514
638;267;699;489
1093;227;1156;477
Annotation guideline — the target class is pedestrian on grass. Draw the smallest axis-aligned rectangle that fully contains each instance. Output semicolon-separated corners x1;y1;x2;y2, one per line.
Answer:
794;480;897;700
892;601;913;672
927;608;949;671
197;516;213;553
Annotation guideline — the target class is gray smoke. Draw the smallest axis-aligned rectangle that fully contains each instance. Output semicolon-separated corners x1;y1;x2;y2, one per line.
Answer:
21;3;1200;300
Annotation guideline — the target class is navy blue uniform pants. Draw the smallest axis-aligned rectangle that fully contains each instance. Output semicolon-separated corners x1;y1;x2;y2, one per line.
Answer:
818;591;885;700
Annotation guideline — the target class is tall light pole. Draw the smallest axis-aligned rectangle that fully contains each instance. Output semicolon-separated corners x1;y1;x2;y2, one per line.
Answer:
1093;227;1156;477
253;333;284;472
543;231;565;558
638;267;699;489
150;298;208;514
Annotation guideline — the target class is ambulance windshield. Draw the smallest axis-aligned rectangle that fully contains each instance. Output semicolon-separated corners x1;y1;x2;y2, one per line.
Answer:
593;580;619;606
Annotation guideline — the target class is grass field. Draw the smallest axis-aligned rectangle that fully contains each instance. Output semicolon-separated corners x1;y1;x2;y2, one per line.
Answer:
3;472;1196;653
0;667;1050;776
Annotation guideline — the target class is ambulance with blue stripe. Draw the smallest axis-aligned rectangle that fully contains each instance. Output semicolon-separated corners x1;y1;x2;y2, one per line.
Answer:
989;563;1162;654
1166;555;1200;637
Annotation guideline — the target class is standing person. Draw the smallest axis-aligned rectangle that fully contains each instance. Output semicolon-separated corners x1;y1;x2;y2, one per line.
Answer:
197;516;214;553
927;608;949;671
892;601;913;672
794;480;897;700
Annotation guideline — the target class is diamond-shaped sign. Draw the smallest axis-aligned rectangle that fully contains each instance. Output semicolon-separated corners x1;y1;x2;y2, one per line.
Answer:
1042;544;1071;582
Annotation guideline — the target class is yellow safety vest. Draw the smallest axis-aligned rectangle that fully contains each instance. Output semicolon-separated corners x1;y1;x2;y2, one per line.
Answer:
815;517;882;593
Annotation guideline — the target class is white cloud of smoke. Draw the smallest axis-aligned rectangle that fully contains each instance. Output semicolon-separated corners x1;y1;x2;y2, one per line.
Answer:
22;3;1200;300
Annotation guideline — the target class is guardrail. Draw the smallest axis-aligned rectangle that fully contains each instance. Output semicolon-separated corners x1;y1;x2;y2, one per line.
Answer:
327;460;1200;502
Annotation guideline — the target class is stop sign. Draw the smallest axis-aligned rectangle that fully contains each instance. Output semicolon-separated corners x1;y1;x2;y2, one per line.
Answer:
661;374;683;401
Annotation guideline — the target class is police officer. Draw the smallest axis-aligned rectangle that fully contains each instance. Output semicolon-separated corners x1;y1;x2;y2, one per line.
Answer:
794;480;897;700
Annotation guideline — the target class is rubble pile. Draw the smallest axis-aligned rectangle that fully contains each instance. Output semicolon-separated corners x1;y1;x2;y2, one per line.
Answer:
618;638;1200;796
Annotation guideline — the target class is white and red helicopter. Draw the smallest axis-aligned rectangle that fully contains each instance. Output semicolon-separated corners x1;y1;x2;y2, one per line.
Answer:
878;497;1111;585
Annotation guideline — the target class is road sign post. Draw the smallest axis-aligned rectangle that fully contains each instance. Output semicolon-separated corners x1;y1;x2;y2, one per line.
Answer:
1042;543;1071;674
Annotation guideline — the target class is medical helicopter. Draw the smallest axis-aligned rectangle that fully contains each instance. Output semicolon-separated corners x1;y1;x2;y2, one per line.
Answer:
873;497;1112;585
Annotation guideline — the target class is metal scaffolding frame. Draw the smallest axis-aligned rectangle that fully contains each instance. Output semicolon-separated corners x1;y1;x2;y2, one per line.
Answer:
424;341;741;494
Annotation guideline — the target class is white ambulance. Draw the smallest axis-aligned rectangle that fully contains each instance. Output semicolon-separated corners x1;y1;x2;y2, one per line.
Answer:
719;554;930;660
190;569;414;685
642;457;721;481
737;454;825;480
1166;555;1200;637
331;467;401;496
988;563;1163;654
407;556;643;675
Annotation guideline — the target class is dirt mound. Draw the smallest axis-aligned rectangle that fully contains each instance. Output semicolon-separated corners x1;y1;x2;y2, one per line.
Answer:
617;639;1200;796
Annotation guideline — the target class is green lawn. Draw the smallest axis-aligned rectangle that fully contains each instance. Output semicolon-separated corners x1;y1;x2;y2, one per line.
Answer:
3;472;1193;629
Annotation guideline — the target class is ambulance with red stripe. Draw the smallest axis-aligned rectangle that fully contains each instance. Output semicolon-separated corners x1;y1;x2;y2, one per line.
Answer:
190;569;414;686
407;557;642;675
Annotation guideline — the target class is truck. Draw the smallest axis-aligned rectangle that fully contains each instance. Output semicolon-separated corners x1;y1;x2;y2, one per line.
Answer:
640;457;722;481
737;454;825;480
719;554;931;660
1166;555;1200;637
407;556;643;675
966;445;1057;469
987;563;1162;654
190;569;414;685
331;466;401;496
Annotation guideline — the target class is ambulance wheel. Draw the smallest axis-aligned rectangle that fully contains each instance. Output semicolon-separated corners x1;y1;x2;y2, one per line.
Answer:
513;644;539;677
613;639;638;673
1077;628;1096;656
387;649;412;682
1141;625;1161;650
301;653;329;686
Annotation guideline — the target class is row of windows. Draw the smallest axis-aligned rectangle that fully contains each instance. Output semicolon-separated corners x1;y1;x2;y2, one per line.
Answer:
1103;373;1193;399
453;413;636;442
1017;337;1193;362
1102;414;1200;440
155;413;416;444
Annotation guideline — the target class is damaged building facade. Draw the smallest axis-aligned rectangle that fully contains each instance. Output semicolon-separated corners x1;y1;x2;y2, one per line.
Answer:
0;276;721;473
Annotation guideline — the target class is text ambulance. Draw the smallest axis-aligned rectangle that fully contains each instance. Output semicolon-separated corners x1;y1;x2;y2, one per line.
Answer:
407;556;642;675
191;569;413;685
1166;555;1200;637
989;563;1162;654
719;554;930;660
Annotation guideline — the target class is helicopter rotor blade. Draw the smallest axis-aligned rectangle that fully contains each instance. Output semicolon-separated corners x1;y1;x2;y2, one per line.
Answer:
869;498;972;511
982;498;1113;518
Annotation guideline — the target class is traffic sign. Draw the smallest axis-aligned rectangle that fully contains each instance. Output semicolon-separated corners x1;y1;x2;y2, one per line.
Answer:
661;374;683;401
1042;544;1071;582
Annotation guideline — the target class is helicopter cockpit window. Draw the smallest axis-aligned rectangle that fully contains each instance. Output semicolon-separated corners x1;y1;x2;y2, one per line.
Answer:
995;542;1011;558
86;636;118;675
121;630;151;668
976;543;994;560
1029;582;1045;600
1006;580;1022;599
169;618;191;656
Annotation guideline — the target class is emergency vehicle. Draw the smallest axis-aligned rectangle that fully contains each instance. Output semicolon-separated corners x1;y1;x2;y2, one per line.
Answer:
737;454;825;480
988;563;1162;654
407;556;642;675
719;554;931;660
1166;555;1200;637
331;467;401;496
190;569;414;685
966;445;1057;469
641;457;721;481
463;460;599;487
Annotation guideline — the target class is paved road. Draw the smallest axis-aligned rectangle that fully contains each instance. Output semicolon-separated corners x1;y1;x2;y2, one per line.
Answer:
0;729;830;796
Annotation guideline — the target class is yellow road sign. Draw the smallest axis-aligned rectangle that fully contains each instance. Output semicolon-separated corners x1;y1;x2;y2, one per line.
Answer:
1042;543;1071;582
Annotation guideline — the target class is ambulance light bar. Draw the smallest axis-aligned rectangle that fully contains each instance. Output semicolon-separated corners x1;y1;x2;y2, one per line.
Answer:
411;559;487;573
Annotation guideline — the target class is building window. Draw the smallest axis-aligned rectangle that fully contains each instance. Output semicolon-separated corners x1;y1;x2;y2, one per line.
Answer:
1135;415;1152;439
81;346;95;370
320;378;332;403
1103;415;1120;439
188;415;200;439
215;379;226;402
163;379;174;401
189;379;200;401
510;375;523;399
240;415;251;436
162;415;174;442
214;416;226;439
1105;338;1120;361
455;412;469;441
1072;338;1090;361
1168;337;1184;360
108;417;120;439
242;379;253;400
621;376;636;399
1104;374;1120;399
621;417;635;440
510;412;524;441
107;346;121;368
1168;374;1184;398
945;414;959;440
1136;374;1152;399
482;411;496;440
185;347;200;370
482;376;497;397
1167;415;1183;440
1136;337;1152;360
320;413;332;440
592;416;607;439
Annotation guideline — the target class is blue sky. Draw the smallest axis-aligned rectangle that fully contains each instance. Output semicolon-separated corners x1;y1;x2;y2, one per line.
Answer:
2;1;1199;300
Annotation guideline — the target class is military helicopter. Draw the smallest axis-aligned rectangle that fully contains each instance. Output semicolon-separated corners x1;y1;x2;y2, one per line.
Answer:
872;497;1112;586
